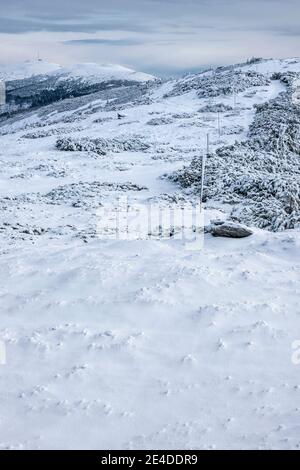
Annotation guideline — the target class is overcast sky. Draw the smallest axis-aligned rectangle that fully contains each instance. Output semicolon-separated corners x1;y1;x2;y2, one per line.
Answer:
0;0;299;75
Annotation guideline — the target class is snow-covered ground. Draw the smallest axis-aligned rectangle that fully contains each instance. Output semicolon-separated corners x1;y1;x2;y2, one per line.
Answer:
0;60;62;81
52;63;155;84
0;59;155;84
0;58;300;450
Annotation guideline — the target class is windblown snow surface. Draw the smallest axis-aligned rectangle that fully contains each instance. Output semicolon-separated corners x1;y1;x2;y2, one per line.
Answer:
0;60;62;81
0;58;300;450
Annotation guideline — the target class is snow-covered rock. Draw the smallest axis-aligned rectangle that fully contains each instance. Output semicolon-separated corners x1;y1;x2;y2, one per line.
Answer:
209;221;253;238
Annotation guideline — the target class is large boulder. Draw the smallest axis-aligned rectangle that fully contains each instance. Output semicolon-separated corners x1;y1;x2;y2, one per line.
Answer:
210;221;253;238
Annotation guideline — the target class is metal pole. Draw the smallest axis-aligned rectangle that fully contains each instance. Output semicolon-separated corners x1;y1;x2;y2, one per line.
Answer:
207;132;210;156
200;134;209;212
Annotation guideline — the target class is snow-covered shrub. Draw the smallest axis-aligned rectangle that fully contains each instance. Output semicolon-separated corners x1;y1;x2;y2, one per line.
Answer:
222;125;244;135
147;117;174;125
93;117;114;124
249;90;300;155
23;126;83;139
169;89;300;231
165;70;270;98
56;136;150;155
44;181;147;207
198;103;233;113
172;112;197;119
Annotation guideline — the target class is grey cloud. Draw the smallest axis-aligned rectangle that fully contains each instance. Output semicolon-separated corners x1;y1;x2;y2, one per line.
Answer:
0;17;155;34
270;26;300;37
64;38;146;46
1;0;300;36
0;0;300;75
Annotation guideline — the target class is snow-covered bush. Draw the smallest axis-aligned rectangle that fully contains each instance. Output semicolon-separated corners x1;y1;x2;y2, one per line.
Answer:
44;181;147;207
222;125;244;135
249;91;300;155
198;103;233;113
147;117;174;125
169;89;300;231
172;112;197;119
23;126;83;139
56;136;150;155
165;70;270;98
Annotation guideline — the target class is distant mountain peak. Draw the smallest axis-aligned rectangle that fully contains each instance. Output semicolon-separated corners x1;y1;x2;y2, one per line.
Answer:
0;60;155;83
0;59;62;81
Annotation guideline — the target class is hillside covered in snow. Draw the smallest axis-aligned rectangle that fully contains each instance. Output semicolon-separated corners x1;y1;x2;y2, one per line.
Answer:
0;60;155;116
0;57;300;450
0;60;62;81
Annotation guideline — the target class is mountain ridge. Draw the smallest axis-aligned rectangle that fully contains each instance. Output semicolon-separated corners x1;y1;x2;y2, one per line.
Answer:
0;59;155;83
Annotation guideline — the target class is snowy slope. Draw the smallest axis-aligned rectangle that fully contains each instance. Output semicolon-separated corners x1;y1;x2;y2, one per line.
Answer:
1;61;156;118
0;60;62;81
0;60;154;84
0;58;299;450
241;57;300;74
51;63;155;84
